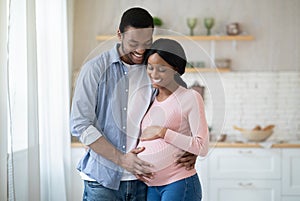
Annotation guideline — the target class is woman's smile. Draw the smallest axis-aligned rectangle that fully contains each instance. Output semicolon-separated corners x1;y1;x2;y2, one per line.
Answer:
151;78;162;83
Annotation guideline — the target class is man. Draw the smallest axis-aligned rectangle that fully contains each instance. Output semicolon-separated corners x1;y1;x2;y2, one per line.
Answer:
70;7;196;201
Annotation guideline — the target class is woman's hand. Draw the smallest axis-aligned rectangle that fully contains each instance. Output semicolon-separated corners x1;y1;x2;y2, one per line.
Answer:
140;126;167;141
175;150;197;170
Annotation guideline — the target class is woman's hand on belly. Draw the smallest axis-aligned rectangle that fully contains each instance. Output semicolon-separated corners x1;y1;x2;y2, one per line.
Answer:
140;126;167;141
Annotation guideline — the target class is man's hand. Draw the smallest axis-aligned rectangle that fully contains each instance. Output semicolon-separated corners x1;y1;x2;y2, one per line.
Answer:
175;151;197;170
119;147;154;182
89;137;154;181
135;173;155;183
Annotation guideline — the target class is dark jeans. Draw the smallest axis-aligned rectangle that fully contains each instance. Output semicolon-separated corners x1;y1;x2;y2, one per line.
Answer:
83;180;147;201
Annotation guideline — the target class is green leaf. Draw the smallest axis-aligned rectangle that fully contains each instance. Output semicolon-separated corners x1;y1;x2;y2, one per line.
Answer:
153;16;163;26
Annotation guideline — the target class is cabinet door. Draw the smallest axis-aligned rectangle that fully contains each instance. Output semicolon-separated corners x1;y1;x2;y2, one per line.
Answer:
71;147;86;201
282;196;300;201
209;180;281;201
208;148;281;179
196;157;209;201
282;149;300;195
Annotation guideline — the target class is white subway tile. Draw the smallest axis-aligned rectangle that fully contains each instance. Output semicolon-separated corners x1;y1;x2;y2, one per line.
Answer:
187;71;300;138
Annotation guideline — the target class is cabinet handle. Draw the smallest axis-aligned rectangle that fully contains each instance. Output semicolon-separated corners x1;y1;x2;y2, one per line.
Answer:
238;150;252;154
238;182;253;188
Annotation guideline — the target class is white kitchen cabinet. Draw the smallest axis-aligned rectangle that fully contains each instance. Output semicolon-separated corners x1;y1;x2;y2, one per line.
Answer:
206;148;281;201
208;148;281;179
282;197;300;201
195;156;209;201
209;180;281;201
71;147;85;201
282;149;300;197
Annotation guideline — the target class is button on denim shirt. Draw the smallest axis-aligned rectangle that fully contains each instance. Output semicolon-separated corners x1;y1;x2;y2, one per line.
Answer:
70;44;152;190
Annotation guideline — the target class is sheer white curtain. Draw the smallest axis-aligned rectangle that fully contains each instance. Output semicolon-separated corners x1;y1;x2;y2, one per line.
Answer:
1;0;71;200
35;0;71;200
0;0;8;200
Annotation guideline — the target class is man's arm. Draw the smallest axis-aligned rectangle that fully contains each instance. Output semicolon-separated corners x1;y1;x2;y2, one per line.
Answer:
89;137;154;176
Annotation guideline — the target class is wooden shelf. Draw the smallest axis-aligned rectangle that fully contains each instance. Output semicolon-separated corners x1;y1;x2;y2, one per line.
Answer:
95;35;252;73
185;67;231;73
96;35;254;41
96;35;118;40
154;35;254;41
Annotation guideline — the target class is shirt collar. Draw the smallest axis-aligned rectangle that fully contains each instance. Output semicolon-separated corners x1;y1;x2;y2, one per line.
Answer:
109;43;123;64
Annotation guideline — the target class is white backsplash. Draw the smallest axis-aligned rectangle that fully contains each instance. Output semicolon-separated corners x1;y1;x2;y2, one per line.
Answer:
182;71;300;141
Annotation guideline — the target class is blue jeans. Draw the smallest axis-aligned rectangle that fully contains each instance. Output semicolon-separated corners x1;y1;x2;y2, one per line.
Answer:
83;180;147;201
147;174;202;201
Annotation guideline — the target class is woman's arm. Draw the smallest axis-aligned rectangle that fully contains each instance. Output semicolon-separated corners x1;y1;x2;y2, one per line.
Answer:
164;91;209;156
140;91;209;157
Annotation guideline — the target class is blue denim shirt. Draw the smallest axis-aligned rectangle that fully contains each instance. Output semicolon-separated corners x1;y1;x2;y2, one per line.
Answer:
70;44;153;190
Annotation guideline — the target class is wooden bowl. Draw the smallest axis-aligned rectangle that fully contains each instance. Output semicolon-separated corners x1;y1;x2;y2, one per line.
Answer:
240;130;273;142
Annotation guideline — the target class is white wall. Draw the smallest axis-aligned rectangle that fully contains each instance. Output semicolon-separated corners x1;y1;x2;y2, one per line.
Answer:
72;0;300;72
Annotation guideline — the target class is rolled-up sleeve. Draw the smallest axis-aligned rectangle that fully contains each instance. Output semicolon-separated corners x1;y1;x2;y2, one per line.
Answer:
70;61;103;145
79;125;102;145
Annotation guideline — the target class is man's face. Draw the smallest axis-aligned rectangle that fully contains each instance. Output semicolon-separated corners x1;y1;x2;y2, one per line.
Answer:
118;27;153;65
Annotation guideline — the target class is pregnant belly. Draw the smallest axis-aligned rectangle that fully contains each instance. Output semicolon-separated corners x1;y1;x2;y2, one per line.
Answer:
137;139;180;172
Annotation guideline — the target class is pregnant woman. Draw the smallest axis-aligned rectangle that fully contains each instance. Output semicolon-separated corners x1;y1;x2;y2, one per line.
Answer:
138;38;209;201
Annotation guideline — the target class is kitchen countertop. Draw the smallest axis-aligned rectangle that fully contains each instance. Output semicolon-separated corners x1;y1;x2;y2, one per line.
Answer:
210;141;300;148
71;141;300;148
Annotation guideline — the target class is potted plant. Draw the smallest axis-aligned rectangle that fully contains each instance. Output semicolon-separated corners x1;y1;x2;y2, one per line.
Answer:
153;16;163;27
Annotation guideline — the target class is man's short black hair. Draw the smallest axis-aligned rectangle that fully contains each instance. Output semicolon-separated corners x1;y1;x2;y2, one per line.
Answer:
119;7;154;33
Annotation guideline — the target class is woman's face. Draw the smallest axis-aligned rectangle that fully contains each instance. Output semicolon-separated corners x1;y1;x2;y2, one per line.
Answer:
147;53;177;89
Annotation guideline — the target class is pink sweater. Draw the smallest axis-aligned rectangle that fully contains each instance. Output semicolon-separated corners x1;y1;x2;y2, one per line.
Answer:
138;86;209;186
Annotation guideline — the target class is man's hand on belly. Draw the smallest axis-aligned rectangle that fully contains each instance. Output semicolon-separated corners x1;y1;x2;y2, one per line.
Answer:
119;147;155;181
